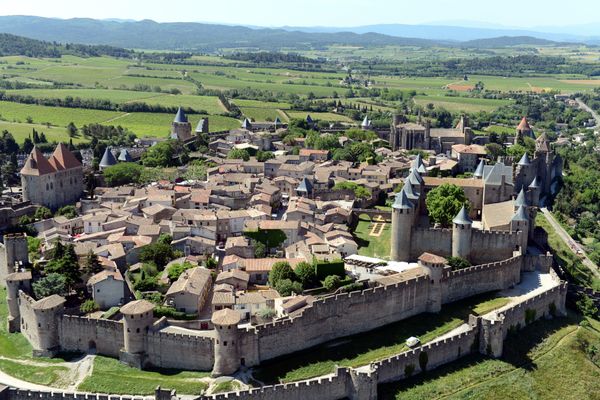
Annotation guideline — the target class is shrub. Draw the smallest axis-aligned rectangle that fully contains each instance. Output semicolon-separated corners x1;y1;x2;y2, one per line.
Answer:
315;260;345;280
80;299;99;314
33;273;67;299
154;306;196;320
340;282;363;293
168;261;194;281
447;256;471;270
275;279;303;296
323;275;342;292
55;205;78;219
294;261;317;289
576;294;598;318
257;307;276;319
34;206;52;220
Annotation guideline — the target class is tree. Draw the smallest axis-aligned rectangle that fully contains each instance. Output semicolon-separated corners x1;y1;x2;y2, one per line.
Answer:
446;256;471;271
425;184;468;227
275;279;303;296
268;261;295;288
227;148;250;161
294;261;317;289
84;250;102;275
256;150;275;162
333;181;371;199
67;122;79;138
205;256;217;270
56;205;78;219
142;141;176;167
167;261;194;281
34;207;52;220
80;299;99;313
157;234;173;245
255;242;266;258
576;294;598;318
140;242;175;269
103;163;144;186
22;137;34;154
485;143;505;161
45;243;81;288
323;275;342;292
33;273;67;299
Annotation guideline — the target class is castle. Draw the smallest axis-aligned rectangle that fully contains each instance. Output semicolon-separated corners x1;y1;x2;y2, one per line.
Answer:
390;117;562;262
389;115;474;154
20;144;84;210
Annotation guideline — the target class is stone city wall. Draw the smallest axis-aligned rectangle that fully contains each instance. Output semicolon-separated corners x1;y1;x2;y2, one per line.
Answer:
146;331;214;371
59;316;123;358
442;255;522;303
470;230;520;265
410;228;452;260
3;389;150;400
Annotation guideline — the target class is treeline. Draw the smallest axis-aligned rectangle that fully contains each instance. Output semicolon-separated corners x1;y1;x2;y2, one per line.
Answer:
0;33;134;59
0;91;207;115
225;52;323;65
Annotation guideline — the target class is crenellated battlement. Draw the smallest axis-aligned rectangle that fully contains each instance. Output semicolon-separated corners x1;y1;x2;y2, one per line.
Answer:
7;388;151;400
147;330;214;344
445;255;522;278
62;315;123;330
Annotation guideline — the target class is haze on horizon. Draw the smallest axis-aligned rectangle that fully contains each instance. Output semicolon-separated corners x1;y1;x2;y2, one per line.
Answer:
1;0;599;31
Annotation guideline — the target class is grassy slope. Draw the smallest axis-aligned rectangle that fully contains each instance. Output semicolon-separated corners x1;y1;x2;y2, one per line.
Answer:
252;293;509;384
77;356;210;395
380;314;600;400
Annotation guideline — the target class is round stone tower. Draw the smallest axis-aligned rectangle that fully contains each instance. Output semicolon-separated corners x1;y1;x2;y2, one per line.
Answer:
1;233;29;285
452;206;473;261
391;189;415;262
120;300;154;355
510;205;529;252
418;253;447;313
211;308;241;377
528;177;541;207
5;271;32;333
31;294;66;357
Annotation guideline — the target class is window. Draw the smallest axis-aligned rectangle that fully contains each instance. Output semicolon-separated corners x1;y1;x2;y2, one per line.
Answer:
223;341;227;346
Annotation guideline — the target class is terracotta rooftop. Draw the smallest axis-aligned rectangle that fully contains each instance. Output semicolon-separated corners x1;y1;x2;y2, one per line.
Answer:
50;143;82;170
32;294;65;310
120;299;154;315
211;308;241;326
517;117;532;131
418;253;447;265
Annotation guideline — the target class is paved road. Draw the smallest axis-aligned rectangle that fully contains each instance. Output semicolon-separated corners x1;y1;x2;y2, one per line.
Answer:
576;98;600;126
540;208;600;279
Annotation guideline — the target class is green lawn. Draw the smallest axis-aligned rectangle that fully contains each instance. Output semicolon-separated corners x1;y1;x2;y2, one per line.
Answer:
413;95;512;113
353;217;392;260
78;356;210;395
380;314;600;400
252;293;509;384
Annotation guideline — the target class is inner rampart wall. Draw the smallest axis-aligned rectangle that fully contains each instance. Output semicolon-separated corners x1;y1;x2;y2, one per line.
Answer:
146;331;214;371
59;316;123;358
410;228;452;260
470;230;520;264
442;256;522;304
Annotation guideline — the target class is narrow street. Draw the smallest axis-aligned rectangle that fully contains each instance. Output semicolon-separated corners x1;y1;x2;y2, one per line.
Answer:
575;98;600;126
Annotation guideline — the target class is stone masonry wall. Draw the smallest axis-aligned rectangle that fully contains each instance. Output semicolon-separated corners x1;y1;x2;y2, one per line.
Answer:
470;230;520;265
442;256;522;304
146;331;214;371
59;316;123;357
410;228;452;260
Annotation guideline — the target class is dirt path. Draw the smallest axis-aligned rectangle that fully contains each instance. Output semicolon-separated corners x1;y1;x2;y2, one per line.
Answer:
101;113;130;124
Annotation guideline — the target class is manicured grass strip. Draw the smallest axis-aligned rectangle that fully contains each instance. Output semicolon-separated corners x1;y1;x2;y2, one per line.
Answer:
0;358;69;386
353;217;392;260
78;356;210;395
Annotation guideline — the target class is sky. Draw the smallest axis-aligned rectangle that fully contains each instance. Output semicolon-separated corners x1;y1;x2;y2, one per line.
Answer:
0;0;598;29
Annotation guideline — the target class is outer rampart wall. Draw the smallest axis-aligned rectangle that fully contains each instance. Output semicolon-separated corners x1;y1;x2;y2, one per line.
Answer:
442;256;522;304
146;331;214;371
59;316;123;357
4;389;150;400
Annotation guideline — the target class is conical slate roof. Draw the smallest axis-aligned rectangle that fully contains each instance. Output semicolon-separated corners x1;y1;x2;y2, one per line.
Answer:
241;118;252;129
515;188;529;207
196;118;208;133
453;206;473;225
528;176;541;189
411;154;426;174
518;152;531;166
306;114;313;124
361;115;371;127
118;149;133;162
392;189;414;210
99;147;117;168
403;182;419;201
407;169;424;186
173;107;188;123
274;117;281;126
297;177;313;194
512;205;529;222
473;159;485;178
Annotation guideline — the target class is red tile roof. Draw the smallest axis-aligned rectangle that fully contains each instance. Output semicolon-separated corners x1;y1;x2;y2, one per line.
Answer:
517;117;531;131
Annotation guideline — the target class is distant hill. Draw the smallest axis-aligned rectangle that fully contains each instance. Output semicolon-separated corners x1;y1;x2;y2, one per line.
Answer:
0;16;443;52
460;36;560;48
0;32;133;58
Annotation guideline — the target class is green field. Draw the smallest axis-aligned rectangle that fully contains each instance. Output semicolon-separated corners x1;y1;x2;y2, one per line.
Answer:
78;356;210;395
103;112;241;136
380;315;600;400
353;216;392;260
0;100;121;127
414;95;513;113
286;111;354;123
253;293;509;384
0;121;73;144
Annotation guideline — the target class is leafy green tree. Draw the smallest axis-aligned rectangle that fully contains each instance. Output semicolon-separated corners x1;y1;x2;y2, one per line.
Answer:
268;261;295;288
45;244;81;288
577;294;599;318
275;279;303;296
323;275;342;292
446;256;471;270
34;207;52;220
425;184;468;227
205;256;217;270
485;143;505;160
103;163;144;186
33;273;67;299
256;150;275;162
142;141;176;167
255;242;266;258
55;205;78;219
168;261;194;281
227;148;250;161
333;181;371;199
84;250;103;275
294;261;317;289
67;122;79;138
140;242;175;269
158;234;173;245
80;299;99;313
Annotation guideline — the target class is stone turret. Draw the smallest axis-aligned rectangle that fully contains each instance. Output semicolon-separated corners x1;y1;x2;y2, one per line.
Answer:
514;153;534;193
171;107;192;141
99;147;117;171
418;253;447;313
196;118;209;134
514;188;529;211
211;308;241;377
0;233;29;287
5;271;31;332
119;300;154;368
528;177;541;206
391;189;415;262
515;116;534;144
510;205;529;252
473;159;485;179
452;206;472;261
30;294;65;357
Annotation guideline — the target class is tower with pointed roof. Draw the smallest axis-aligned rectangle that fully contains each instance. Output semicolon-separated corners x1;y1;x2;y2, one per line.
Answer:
390;189;415;262
20;144;83;210
515;117;534;145
510;205;529;251
99;147;117;171
170;107;192;141
452;206;472;260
